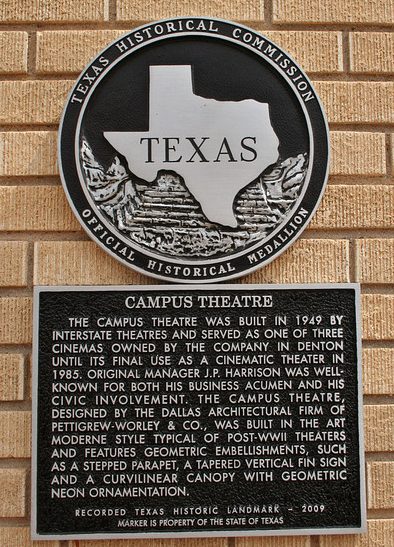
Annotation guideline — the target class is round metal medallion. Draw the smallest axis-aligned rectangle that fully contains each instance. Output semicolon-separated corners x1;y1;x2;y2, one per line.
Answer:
59;17;329;283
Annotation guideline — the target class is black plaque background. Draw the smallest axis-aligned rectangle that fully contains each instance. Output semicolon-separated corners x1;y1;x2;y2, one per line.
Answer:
34;286;363;537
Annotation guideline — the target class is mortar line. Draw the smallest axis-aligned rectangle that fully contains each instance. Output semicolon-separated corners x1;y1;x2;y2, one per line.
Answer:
352;238;359;284
1;73;393;81
26;26;37;76
0;517;30;525
0;178;61;186
342;29;351;74
0;401;32;411
367;508;394;519
1;21;394;31
1;122;393;132
385;133;393;177
364;396;394;404
2;230;393;241
25;467;31;528
0;459;30;467
108;0;117;22
264;0;273;25
365;453;394;461
22;353;30;403
0;175;392;186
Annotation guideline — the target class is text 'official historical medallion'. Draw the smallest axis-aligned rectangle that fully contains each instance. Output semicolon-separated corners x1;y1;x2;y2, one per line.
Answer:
59;18;329;283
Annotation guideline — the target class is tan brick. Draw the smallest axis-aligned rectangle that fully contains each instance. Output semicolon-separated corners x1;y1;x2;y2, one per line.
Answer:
356;239;394;284
320;519;394;546
364;405;394;452
314;82;394;124
264;31;342;73
37;30;125;74
1;527;62;547
0;131;58;176
350;32;394;73
0;80;73;126
34;241;154;285
0;0;108;23
0;31;28;73
311;185;394;230
0;186;80;232
244;239;349;284
0;354;24;400
362;294;394;341
236;537;310;547
368;462;394;509
0;411;31;458
0;468;26;517
72;539;227;547
116;1;263;21
0;298;32;344
363;348;394;395
0;241;28;287
330;132;386;176
0;527;60;547
273;0;394;24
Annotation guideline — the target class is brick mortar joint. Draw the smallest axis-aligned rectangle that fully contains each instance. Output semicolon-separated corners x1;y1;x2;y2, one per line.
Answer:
1;21;394;30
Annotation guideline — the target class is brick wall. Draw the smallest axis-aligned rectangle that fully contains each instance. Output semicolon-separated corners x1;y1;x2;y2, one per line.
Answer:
0;0;393;545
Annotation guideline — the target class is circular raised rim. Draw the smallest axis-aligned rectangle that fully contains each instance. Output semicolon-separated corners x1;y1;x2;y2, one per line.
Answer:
58;17;330;284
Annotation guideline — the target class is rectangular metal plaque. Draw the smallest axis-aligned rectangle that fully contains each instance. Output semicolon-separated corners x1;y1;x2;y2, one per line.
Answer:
32;284;366;539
